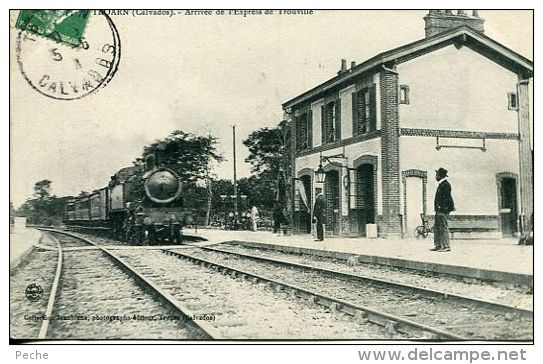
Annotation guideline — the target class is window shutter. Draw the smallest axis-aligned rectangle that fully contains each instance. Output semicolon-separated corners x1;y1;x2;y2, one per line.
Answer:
321;105;326;144
370;84;377;131
294;115;300;151
307;110;313;148
335;100;341;141
352;92;358;137
359;91;366;134
301;113;308;149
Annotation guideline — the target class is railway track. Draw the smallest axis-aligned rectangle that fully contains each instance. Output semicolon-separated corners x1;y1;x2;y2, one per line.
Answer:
201;245;533;316
31;229;215;340
14;229;532;341
35;230;396;340
112;249;399;339
163;245;533;341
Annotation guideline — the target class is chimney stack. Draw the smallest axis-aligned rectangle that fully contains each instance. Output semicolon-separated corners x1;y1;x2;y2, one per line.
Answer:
338;59;347;75
423;10;484;38
351;61;356;69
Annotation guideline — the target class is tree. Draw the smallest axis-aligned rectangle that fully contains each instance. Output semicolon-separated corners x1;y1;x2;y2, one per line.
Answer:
243;120;291;212
33;179;52;199
17;180;68;225
237;176;276;211
208;178;235;222
243;120;290;178
137;130;224;184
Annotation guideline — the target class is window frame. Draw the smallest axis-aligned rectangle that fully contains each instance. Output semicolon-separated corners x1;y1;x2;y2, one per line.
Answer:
321;99;341;145
507;92;518;111
352;84;376;137
296;112;309;151
399;85;410;105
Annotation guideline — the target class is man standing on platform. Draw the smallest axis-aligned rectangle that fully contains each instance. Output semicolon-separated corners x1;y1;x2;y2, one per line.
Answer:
431;167;455;252
312;188;326;241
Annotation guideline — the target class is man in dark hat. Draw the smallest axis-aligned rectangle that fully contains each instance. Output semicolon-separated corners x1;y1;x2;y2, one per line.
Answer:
312;188;326;241
431;167;455;252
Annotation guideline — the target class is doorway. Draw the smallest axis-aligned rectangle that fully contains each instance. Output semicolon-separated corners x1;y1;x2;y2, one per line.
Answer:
355;164;376;236
498;177;518;236
405;177;424;237
324;170;340;235
299;175;312;233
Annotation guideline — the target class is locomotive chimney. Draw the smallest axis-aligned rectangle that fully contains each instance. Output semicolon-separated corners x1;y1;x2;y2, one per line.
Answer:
145;154;156;171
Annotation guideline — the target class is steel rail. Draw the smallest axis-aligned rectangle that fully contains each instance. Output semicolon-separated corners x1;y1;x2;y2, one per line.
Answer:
37;232;63;339
38;229;218;340
163;248;469;341
199;245;533;319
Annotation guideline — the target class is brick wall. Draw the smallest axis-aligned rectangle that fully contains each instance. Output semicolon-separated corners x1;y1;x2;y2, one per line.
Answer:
379;67;402;237
517;79;533;232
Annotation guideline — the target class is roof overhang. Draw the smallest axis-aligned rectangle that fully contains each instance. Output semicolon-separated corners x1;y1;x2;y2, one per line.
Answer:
282;26;533;110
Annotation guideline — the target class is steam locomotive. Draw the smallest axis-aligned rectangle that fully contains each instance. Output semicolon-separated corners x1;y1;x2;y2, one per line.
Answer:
64;156;191;243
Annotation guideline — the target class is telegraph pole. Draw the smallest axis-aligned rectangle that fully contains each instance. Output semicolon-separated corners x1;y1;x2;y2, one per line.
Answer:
232;125;238;228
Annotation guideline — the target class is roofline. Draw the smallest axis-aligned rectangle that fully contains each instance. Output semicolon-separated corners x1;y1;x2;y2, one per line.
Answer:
282;26;533;110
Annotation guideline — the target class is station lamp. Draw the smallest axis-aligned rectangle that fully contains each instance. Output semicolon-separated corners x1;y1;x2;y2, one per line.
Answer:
315;162;326;184
314;150;349;184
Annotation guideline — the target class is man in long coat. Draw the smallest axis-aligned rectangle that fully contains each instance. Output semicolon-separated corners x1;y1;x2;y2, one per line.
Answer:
312;188;326;241
250;206;259;232
432;167;455;252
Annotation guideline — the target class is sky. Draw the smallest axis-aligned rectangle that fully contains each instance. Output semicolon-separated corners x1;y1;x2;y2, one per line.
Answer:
9;10;533;207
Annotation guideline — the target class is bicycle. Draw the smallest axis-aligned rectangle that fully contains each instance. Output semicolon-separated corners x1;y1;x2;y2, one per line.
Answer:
414;213;433;239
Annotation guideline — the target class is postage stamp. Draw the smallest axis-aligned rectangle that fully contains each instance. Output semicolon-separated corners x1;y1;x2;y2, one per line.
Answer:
15;10;91;48
15;10;121;100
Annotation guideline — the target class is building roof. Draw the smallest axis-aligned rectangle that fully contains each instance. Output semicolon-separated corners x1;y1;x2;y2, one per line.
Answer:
282;26;533;110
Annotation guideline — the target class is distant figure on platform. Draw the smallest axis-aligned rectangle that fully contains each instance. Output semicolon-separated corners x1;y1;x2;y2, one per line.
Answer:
250;206;260;232
431;167;455;252
312;188;326;241
273;203;286;234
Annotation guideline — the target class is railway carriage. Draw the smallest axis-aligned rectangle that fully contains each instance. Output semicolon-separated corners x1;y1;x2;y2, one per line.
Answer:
90;188;109;224
64;202;76;222
74;197;90;222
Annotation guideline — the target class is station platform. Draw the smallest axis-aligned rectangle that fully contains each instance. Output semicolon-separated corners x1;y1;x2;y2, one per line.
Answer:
191;228;534;287
9;226;42;270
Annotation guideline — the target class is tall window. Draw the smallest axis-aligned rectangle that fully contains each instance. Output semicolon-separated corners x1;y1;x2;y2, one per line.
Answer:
321;100;341;144
508;92;518;110
352;85;376;136
296;111;312;151
399;85;410;104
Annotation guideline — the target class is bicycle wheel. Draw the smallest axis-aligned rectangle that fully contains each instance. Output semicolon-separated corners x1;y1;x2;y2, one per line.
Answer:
415;226;428;239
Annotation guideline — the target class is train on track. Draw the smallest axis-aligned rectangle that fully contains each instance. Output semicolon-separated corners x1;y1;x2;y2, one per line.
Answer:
64;155;192;244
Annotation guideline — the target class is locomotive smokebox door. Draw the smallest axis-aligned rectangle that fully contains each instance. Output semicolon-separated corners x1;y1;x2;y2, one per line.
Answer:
144;167;182;204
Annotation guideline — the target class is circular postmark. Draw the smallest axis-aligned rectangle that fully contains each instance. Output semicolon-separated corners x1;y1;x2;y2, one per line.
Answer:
25;283;44;302
16;11;121;100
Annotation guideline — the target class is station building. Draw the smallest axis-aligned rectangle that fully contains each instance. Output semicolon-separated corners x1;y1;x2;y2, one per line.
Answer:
283;11;533;239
